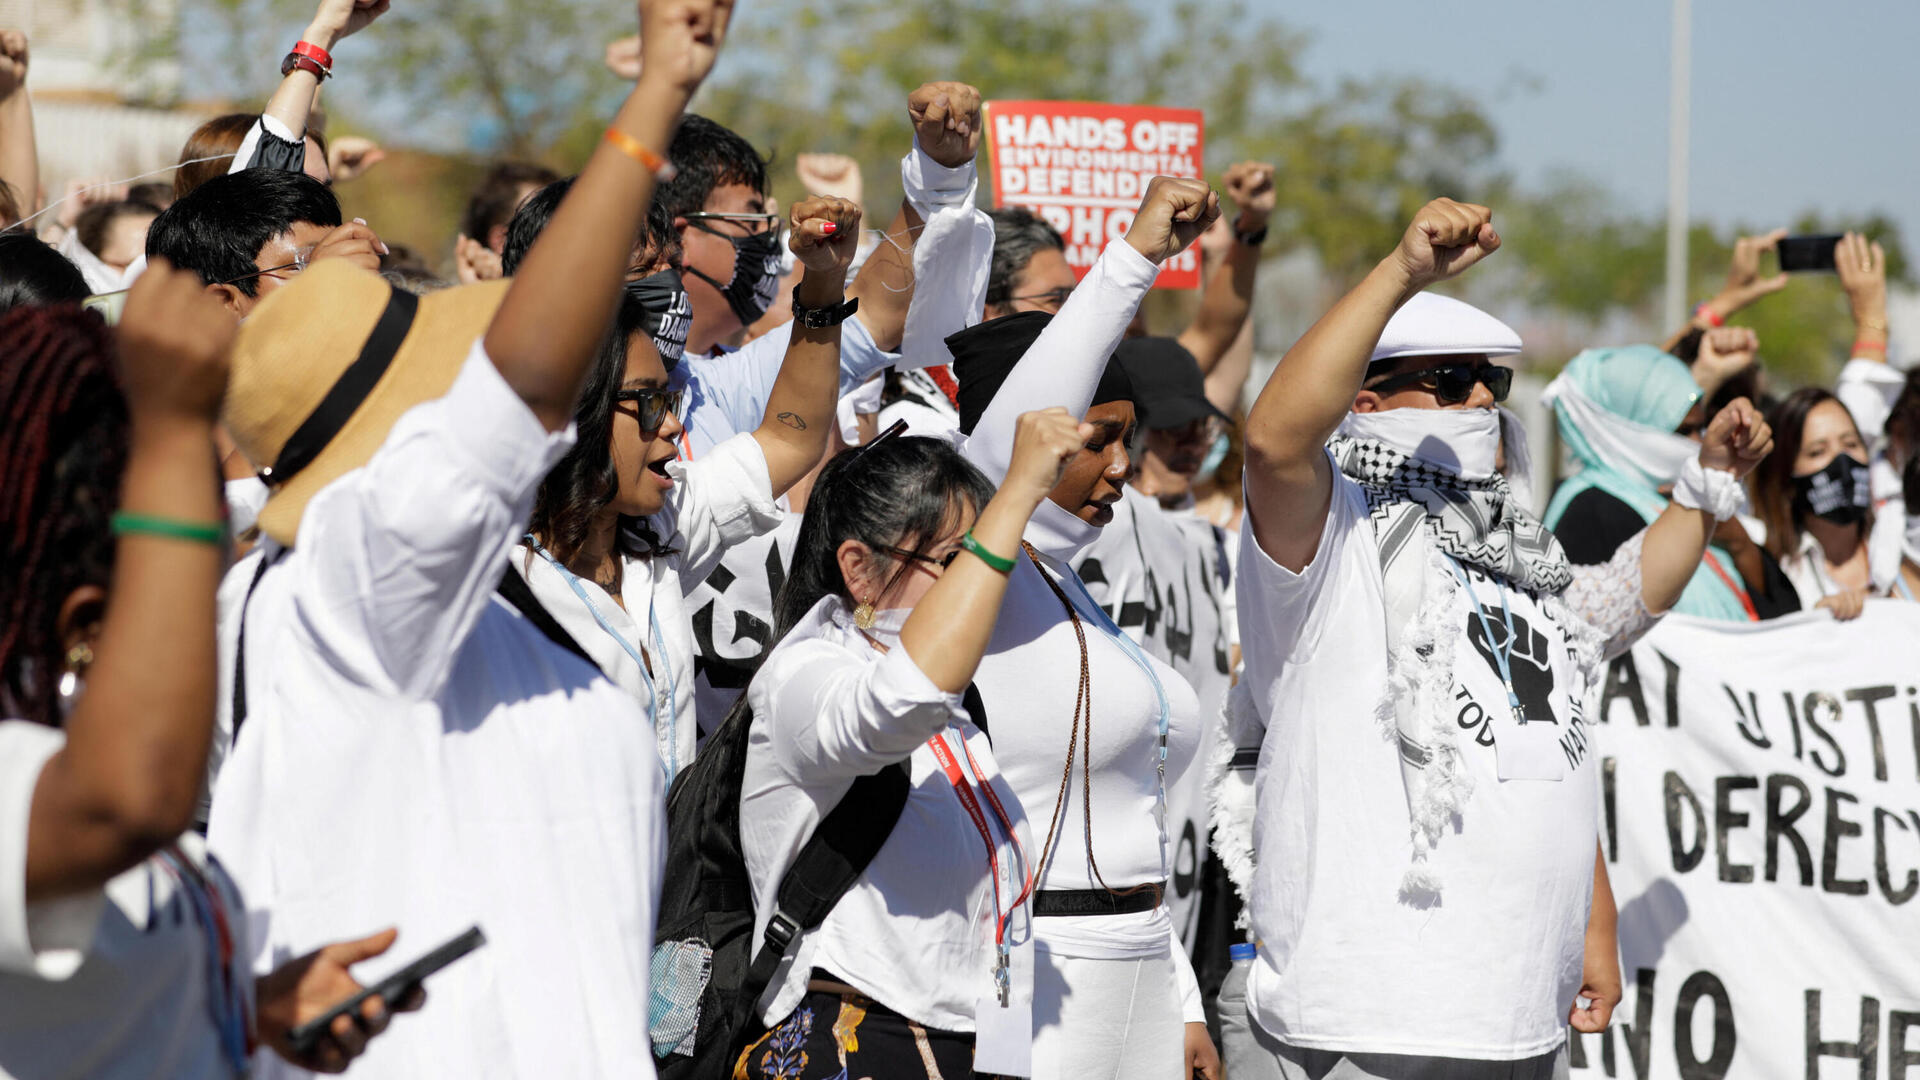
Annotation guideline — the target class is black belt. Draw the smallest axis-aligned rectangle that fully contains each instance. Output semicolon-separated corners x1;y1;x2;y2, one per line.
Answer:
1032;883;1165;917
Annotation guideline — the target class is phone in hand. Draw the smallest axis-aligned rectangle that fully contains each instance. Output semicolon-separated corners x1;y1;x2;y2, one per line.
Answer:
286;925;485;1058
1776;234;1843;273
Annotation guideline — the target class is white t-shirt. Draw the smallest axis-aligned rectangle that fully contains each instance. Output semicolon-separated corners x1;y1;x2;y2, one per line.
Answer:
1237;472;1600;1060
1;721;253;1079
742;597;1035;1032
1073;487;1235;945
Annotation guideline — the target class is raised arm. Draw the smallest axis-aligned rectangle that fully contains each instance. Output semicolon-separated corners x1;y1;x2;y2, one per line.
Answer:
1242;199;1499;572
1638;398;1773;613
485;0;731;431
1658;229;1788;354
968;177;1219;484
248;0;392;175
1178;162;1273;375
754;196;862;495
26;264;233;900
846;81;982;352
0;31;36;223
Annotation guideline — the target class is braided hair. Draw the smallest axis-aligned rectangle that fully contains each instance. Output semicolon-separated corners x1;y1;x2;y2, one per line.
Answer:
0;304;128;726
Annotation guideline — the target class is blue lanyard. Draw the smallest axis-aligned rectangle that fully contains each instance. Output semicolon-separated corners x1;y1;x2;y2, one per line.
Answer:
1038;555;1174;835
158;848;250;1075
524;537;681;778
1446;558;1528;726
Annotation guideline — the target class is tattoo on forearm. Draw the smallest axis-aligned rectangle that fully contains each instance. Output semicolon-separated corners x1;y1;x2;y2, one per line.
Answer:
777;412;807;431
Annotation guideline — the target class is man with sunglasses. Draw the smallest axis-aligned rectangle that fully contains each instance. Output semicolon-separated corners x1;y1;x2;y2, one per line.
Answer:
1226;199;1773;1080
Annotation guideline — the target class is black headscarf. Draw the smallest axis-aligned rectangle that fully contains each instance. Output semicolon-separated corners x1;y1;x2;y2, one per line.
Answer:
947;311;1134;435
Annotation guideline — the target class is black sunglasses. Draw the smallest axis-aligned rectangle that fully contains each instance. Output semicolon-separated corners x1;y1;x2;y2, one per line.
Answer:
1366;363;1513;405
614;387;682;433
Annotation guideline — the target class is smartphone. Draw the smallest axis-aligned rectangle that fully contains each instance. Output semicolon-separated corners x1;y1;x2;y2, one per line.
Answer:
1777;234;1843;273
286;925;485;1057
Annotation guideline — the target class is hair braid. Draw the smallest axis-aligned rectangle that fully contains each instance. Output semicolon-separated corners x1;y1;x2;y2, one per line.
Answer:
0;304;127;725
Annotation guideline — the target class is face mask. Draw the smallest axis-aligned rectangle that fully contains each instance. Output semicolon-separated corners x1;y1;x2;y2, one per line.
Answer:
1192;429;1231;486
1793;453;1871;525
625;269;692;369
1336;405;1502;481
685;223;782;328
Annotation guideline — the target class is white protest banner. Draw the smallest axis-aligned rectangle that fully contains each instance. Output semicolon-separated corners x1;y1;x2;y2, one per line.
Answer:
1571;602;1920;1080
984;100;1205;288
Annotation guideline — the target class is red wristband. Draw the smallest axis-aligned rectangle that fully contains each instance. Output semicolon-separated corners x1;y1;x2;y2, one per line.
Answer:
1693;303;1724;328
291;40;334;69
1852;339;1888;355
281;52;330;81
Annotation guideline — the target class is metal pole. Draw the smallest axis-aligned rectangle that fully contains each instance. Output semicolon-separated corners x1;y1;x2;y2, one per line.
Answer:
1663;0;1692;331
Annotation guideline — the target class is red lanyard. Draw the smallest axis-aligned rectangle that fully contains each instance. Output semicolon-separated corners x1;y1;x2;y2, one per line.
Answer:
925;730;1033;948
1702;548;1760;621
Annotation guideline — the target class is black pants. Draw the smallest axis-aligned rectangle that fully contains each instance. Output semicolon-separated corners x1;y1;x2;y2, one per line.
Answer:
735;989;976;1080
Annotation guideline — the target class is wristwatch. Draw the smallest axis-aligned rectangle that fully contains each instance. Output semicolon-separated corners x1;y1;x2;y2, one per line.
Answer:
1234;219;1268;247
791;288;859;329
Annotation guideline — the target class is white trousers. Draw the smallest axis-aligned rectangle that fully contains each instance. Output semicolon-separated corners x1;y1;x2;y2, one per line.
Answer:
1031;947;1184;1079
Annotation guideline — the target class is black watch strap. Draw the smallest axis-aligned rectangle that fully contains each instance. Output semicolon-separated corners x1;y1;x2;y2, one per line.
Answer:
1235;223;1268;247
791;287;859;329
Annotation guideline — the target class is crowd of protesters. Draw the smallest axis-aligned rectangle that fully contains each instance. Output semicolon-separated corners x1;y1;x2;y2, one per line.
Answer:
0;0;1915;1077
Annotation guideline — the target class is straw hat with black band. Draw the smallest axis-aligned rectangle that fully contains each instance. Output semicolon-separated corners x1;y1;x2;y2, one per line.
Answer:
224;259;510;547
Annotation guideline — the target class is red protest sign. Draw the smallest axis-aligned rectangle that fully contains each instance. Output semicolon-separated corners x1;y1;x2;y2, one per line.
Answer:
984;101;1206;289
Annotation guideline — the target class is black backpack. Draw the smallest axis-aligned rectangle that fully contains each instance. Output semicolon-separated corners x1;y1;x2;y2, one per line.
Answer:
649;694;911;1078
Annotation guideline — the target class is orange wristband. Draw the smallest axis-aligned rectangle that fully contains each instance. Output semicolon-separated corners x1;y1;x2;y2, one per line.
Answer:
603;128;677;181
1852;339;1888;355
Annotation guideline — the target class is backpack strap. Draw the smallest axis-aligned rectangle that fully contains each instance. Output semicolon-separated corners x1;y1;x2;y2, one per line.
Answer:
734;760;912;1031
229;551;279;747
496;564;601;672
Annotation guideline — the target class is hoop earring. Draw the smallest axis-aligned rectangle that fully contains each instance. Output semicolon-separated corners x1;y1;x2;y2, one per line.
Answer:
853;599;877;630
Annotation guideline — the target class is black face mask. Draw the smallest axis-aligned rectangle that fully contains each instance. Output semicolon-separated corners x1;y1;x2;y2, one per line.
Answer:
1793;452;1871;525
625;269;691;369
684;221;782;329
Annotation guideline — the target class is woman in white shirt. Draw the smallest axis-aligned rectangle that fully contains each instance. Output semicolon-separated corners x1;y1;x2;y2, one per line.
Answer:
514;193;864;778
948;177;1223;1080
0;272;413;1078
736;410;1087;1078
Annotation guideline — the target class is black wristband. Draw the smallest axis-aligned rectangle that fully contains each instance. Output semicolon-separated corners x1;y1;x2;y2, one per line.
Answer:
1234;222;1268;247
791;287;859;329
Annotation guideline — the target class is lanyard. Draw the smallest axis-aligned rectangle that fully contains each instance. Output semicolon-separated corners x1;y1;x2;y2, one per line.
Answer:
158;846;253;1075
1048;559;1174;823
524;537;681;778
1447;558;1529;726
1700;549;1760;621
926;728;1033;1006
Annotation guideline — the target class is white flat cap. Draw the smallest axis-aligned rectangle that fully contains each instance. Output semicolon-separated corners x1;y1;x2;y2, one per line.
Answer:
1370;292;1521;365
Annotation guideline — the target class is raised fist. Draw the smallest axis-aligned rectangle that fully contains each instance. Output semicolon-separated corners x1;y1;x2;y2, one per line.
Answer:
907;81;982;170
796;153;863;205
604;33;643;81
637;0;735;94
0;29;28;98
788;195;862;276
1222;161;1276;231
1697;397;1773;481
1692;325;1757;399
1006;407;1097;504
1465;602;1558;728
1124;176;1220;265
116;259;237;425
1391;197;1499;290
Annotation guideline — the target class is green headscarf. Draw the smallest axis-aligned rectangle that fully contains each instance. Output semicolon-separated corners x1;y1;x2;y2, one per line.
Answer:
1545;346;1753;621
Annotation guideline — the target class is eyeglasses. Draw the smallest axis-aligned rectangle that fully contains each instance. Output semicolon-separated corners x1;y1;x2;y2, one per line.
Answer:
614;387;682;433
1007;285;1075;311
219;251;310;287
875;543;962;571
684;211;782;237
1365;363;1513;405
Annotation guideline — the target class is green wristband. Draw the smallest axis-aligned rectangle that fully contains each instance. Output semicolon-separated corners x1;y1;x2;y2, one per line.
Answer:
960;530;1016;574
111;512;226;546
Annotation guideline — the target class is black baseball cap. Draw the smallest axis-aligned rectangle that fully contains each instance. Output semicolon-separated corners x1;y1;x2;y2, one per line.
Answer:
1111;336;1227;432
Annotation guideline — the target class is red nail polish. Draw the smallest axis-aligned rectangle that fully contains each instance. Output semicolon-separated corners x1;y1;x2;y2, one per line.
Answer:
821;223;838;235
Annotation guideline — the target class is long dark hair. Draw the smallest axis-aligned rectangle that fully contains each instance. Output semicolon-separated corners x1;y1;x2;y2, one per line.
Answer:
1753;387;1861;560
773;436;996;639
0;305;126;725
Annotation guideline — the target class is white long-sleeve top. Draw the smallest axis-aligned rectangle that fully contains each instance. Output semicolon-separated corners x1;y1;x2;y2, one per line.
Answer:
207;343;666;1080
741;597;1036;1033
512;431;782;777
960;239;1204;1019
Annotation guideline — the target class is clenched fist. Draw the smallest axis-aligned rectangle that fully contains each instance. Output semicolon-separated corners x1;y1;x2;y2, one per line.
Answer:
116;260;238;426
1390;198;1500;291
1124;176;1220;266
1222;161;1276;232
908;81;982;170
788;195;863;276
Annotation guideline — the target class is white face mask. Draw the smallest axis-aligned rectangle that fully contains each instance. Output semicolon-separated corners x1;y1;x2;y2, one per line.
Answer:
862;605;911;636
1337;405;1502;481
1541;375;1698;491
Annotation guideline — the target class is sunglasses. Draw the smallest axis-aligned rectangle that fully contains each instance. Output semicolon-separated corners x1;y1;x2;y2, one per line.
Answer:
1007;285;1075;310
683;211;782;237
614;387;682;433
1366;363;1513;405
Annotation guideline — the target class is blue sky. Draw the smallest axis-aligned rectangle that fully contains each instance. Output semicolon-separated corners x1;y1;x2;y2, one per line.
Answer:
1275;0;1918;242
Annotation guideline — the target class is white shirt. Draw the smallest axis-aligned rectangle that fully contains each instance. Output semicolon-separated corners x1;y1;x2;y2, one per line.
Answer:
742;598;1035;1032
0;721;253;1080
1236;473;1601;1060
207;343;667;1080
960;239;1204;1020
513;431;781;776
1073;487;1235;946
